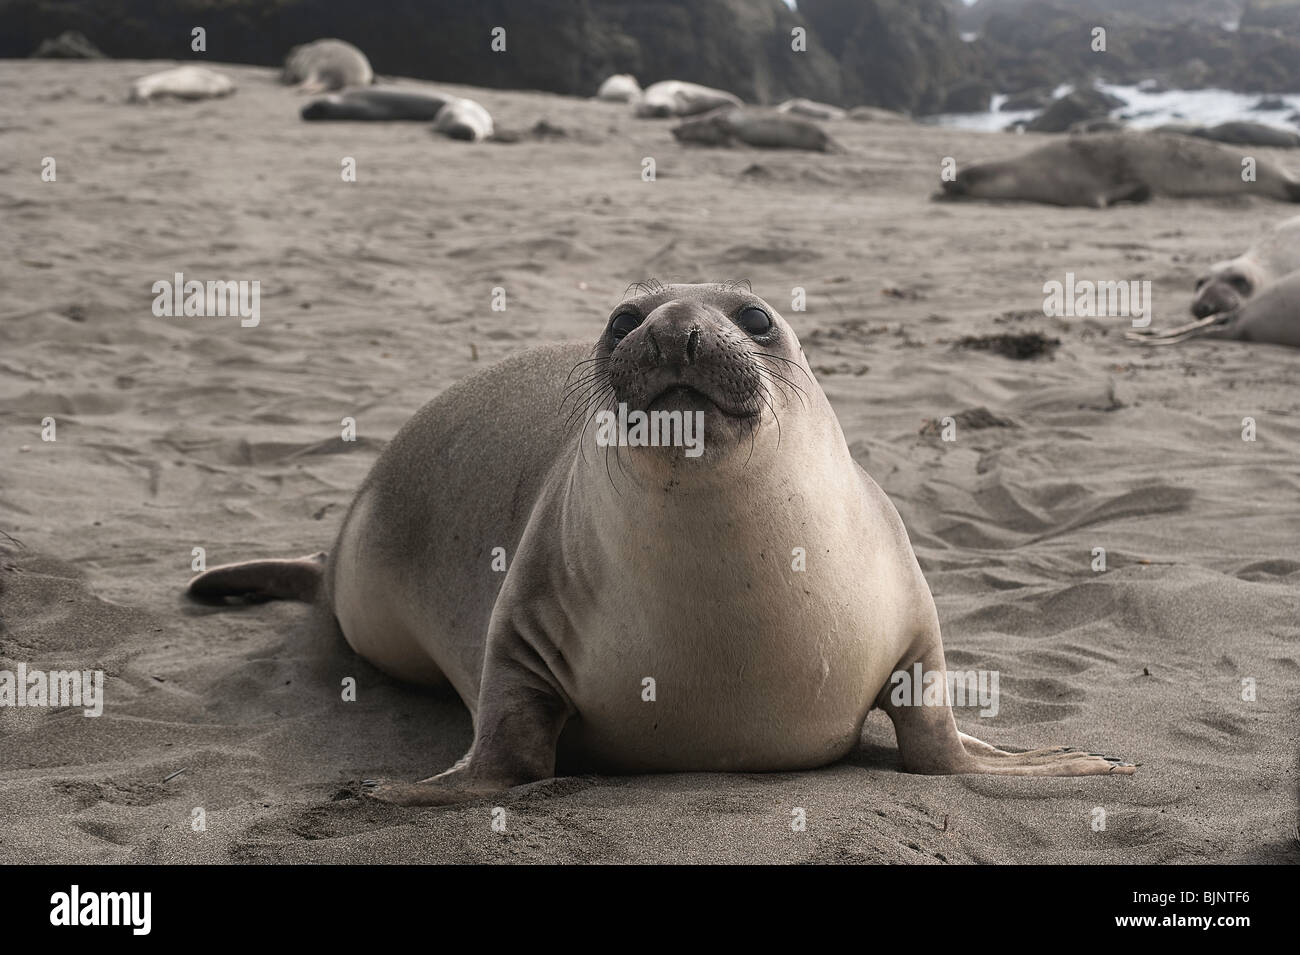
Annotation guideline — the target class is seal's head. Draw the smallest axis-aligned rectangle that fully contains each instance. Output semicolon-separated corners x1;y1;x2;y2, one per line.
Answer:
568;282;813;471
1191;260;1259;318
935;162;1015;201
300;95;342;121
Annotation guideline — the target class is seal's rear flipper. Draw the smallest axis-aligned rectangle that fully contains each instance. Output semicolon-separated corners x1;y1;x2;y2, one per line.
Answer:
187;552;326;603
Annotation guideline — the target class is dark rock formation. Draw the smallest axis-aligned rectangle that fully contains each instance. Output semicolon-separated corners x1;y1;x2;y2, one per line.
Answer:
31;29;105;58
970;0;1300;95
941;78;994;113
0;0;843;105
800;0;981;114
1000;88;1053;111
1025;87;1125;133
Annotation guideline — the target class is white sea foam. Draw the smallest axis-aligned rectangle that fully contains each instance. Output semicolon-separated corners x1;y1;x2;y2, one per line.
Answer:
925;83;1300;132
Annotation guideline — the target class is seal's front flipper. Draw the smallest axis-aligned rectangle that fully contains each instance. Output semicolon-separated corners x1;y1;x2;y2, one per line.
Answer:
365;626;573;806
1125;313;1230;344
879;639;1135;777
1096;181;1152;208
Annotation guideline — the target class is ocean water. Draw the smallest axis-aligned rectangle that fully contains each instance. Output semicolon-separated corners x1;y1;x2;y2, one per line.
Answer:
924;84;1300;131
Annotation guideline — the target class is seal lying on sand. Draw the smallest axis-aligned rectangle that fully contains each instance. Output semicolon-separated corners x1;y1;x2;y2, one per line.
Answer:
672;108;840;152
937;132;1300;207
302;89;450;121
282;38;373;93
634;80;742;118
432;97;494;141
128;66;235;103
1186;121;1300;149
1129;269;1300;347
189;283;1134;805
596;74;641;103
1188;215;1300;318
776;98;846;121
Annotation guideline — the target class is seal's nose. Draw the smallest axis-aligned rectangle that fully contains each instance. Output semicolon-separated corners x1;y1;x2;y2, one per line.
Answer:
1191;291;1229;318
638;301;708;368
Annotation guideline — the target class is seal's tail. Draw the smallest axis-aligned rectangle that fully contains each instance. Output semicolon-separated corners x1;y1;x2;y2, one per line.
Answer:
187;552;326;603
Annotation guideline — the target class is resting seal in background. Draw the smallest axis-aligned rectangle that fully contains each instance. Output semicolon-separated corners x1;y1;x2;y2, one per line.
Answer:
189;283;1133;805
432;97;494;141
128;66;235;103
1188;215;1300;318
302;89;450;121
776;98;846;121
1129;270;1300;347
937;133;1300;207
596;74;641;103
281;38;373;93
672;107;840;153
1183;122;1300;149
634;80;742;118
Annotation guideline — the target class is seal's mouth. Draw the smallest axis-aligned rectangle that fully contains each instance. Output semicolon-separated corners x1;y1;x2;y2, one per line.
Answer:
644;381;760;419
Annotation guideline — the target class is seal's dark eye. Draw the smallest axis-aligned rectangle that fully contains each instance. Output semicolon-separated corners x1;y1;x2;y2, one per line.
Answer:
737;305;772;336
609;312;640;340
1230;276;1251;294
1194;277;1208;290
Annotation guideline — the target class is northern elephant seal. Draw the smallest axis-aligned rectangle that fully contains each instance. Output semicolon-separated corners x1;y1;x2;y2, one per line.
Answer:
634;80;742;118
596;74;641;103
128;66;235;103
281;38;373;93
1187;121;1300;149
188;283;1133;805
1129;269;1300;347
432;97;494;141
1189;214;1300;318
776;98;846;121
672;107;840;152
937;132;1300;207
302;88;450;121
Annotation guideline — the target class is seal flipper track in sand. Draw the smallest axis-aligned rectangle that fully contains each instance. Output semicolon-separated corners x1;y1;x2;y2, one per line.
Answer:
878;638;1136;777
187;552;326;603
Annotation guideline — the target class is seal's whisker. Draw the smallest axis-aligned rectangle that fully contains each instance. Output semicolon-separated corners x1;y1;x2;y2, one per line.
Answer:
560;372;612;411
560;371;609;402
562;356;610;387
754;380;783;450
755;364;808;411
562;373;615;419
750;349;813;384
570;384;616;433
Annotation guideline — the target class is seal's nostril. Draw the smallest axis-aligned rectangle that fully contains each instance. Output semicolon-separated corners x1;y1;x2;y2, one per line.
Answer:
686;327;700;364
648;328;661;362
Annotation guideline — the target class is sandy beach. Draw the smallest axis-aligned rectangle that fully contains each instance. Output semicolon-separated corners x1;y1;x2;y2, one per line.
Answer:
1;58;1297;864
